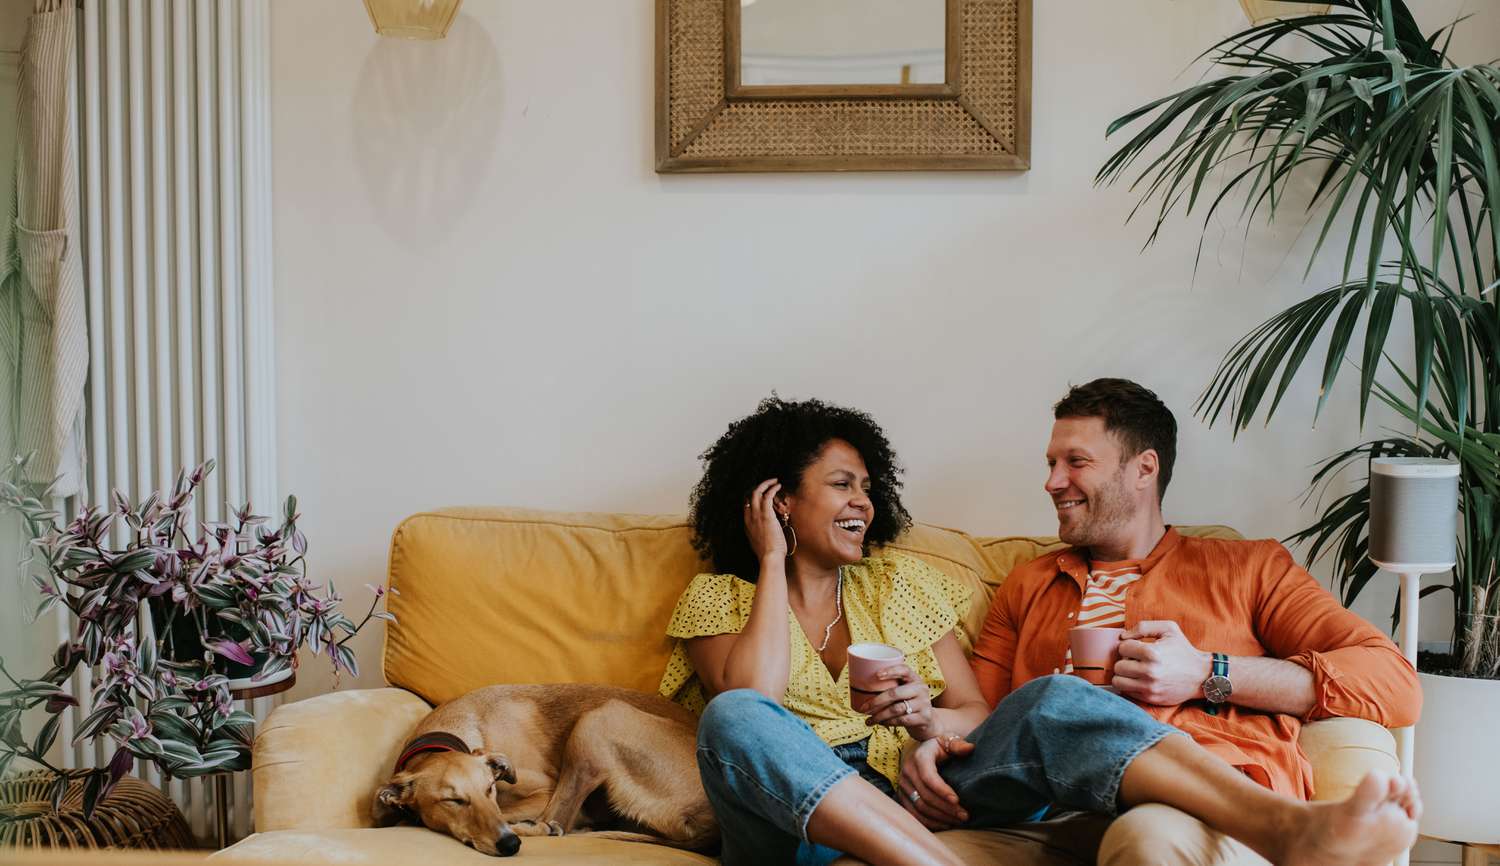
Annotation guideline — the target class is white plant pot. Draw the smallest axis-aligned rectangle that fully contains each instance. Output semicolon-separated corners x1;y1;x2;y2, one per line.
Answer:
1413;671;1500;844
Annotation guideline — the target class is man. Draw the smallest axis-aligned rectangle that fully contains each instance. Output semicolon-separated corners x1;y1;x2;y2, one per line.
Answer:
901;378;1422;865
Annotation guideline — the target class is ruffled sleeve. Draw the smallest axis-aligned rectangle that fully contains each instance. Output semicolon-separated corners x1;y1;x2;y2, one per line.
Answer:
658;572;754;713
862;553;973;712
874;552;973;654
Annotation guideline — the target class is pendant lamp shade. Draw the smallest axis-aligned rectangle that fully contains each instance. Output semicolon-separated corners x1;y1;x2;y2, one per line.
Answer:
363;0;462;40
1239;1;1331;24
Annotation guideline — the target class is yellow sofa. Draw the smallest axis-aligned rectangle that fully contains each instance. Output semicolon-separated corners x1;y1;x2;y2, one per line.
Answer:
217;507;1398;865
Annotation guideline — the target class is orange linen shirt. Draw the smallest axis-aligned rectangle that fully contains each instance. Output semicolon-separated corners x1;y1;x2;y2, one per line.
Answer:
970;527;1422;799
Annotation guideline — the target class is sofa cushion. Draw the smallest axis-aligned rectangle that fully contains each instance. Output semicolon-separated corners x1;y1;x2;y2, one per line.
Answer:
384;507;1241;707
385;508;705;706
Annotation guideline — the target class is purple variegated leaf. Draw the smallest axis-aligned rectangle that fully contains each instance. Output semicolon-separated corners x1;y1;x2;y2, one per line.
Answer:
206;638;254;666
45;691;79;713
107;743;134;788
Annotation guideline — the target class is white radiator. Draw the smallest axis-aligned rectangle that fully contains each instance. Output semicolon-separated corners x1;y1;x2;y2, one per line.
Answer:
54;0;277;846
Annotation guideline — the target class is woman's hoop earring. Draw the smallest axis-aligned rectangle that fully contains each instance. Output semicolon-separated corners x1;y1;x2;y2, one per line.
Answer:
779;512;798;557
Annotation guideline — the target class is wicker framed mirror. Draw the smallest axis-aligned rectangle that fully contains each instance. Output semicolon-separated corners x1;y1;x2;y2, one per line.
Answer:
655;0;1031;173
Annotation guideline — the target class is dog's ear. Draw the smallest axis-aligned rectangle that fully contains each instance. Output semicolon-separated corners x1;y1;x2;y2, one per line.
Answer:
478;751;516;784
371;778;415;826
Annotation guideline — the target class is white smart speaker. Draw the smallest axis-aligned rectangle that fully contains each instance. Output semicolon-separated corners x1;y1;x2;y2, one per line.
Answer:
1368;457;1459;572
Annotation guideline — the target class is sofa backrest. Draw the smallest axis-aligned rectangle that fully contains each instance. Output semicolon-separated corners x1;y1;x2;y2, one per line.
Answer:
383;506;1238;706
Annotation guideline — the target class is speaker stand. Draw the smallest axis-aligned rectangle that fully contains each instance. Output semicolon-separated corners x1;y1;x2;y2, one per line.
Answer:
1394;571;1423;866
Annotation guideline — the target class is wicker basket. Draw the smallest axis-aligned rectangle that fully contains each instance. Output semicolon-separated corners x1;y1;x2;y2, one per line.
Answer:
0;770;194;849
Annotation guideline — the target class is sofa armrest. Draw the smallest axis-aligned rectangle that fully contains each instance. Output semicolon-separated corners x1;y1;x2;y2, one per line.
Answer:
1298;717;1398;802
252;687;432;832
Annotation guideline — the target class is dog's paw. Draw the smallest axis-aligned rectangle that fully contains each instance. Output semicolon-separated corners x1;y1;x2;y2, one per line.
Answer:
512;819;565;837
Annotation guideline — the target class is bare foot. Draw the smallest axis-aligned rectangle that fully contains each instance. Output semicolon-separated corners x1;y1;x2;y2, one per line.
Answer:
1279;771;1421;866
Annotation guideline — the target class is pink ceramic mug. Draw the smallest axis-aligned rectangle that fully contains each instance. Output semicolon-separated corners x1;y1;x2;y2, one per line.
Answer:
847;642;904;713
1068;626;1125;686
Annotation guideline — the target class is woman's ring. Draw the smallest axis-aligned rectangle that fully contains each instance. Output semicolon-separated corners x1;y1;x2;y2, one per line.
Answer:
902;700;912;716
908;789;921;804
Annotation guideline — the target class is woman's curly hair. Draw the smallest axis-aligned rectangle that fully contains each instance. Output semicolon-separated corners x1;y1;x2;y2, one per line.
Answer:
689;396;912;580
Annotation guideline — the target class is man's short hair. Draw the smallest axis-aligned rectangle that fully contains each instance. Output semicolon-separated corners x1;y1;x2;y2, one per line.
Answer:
1053;378;1177;501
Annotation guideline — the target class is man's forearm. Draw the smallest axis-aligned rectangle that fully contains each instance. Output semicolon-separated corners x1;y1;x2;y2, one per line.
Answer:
1220;655;1316;717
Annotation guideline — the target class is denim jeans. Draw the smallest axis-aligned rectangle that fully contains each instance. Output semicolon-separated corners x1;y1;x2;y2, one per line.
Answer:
695;675;1182;866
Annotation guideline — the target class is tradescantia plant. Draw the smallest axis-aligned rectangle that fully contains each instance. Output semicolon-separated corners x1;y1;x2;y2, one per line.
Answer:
0;456;394;817
1097;0;1499;677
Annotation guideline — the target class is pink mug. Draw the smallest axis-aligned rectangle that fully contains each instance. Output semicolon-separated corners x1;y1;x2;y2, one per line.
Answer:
1068;626;1124;686
847;642;904;713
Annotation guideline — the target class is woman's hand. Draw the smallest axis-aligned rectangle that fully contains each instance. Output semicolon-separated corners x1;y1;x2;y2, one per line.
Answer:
862;663;938;740
897;735;971;830
743;478;787;563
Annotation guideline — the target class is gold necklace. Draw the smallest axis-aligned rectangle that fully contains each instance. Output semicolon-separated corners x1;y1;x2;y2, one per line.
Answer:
815;569;844;653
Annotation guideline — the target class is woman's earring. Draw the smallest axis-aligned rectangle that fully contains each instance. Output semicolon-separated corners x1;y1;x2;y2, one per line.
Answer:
779;511;797;557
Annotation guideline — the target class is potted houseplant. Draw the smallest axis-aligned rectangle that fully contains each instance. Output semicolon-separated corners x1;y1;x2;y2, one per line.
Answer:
1096;0;1498;844
0;456;392;819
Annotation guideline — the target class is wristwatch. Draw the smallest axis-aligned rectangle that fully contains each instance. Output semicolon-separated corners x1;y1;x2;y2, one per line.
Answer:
1203;652;1232;715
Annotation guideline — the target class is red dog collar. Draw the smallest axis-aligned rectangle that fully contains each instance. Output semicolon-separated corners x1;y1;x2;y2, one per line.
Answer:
394;731;470;772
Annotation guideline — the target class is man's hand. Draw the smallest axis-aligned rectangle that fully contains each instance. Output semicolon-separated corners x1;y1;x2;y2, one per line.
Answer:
897;735;972;830
1113;620;1212;706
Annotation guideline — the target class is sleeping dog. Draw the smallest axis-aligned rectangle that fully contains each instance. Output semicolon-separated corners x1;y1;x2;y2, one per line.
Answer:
371;683;718;857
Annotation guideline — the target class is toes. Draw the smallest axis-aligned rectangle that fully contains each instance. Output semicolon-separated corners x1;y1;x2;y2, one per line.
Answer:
1349;770;1390;810
1391;775;1421;817
547;820;565;836
1402;781;1423;821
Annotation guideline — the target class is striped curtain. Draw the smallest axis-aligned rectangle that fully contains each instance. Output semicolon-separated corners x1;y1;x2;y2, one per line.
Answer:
2;0;87;497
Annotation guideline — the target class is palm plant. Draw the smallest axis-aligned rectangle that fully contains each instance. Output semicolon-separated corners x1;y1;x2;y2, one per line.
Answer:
1097;0;1499;677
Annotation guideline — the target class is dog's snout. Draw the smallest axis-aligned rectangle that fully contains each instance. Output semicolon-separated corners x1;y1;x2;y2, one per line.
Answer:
496;832;521;857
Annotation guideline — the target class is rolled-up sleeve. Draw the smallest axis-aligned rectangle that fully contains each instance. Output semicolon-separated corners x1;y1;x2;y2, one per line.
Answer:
1253;545;1421;726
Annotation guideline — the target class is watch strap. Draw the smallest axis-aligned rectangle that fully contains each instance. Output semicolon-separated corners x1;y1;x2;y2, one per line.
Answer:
1205;652;1230;716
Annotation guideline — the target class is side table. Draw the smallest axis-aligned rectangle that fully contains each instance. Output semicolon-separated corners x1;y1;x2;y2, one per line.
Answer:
208;672;297;849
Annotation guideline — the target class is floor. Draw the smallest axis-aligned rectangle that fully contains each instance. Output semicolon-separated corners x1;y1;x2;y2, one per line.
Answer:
1414;838;1497;865
1414;838;1461;863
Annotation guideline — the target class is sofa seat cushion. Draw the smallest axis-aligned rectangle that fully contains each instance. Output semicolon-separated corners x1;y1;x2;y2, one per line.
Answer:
217;827;715;865
217;825;1101;865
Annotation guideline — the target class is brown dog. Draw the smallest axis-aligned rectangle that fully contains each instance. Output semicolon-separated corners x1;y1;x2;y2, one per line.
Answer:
371;683;717;857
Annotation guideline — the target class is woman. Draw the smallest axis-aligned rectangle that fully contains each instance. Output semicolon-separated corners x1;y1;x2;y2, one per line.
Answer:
661;397;1419;866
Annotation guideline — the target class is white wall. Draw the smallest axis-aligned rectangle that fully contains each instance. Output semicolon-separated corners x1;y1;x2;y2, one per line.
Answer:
269;0;1500;698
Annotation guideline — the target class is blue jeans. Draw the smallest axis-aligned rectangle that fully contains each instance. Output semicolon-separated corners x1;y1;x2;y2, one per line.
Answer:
696;675;1181;866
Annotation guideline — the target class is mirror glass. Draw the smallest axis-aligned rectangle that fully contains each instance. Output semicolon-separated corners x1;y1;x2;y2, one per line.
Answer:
740;0;945;87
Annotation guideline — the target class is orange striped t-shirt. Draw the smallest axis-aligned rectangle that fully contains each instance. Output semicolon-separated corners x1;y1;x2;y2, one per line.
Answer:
1061;562;1141;674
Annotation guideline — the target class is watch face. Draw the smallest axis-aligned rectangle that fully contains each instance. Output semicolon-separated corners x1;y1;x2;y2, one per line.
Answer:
1204;674;1233;704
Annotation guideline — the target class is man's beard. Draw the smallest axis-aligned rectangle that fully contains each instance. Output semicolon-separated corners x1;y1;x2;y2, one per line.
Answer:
1058;467;1134;551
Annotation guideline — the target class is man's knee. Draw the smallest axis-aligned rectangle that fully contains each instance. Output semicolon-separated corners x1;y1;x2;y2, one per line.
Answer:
1098;804;1267;866
994;674;1098;729
1012;673;1095;707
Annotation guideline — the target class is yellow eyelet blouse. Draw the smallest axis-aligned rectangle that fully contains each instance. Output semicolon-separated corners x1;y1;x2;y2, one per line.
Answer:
658;551;972;785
